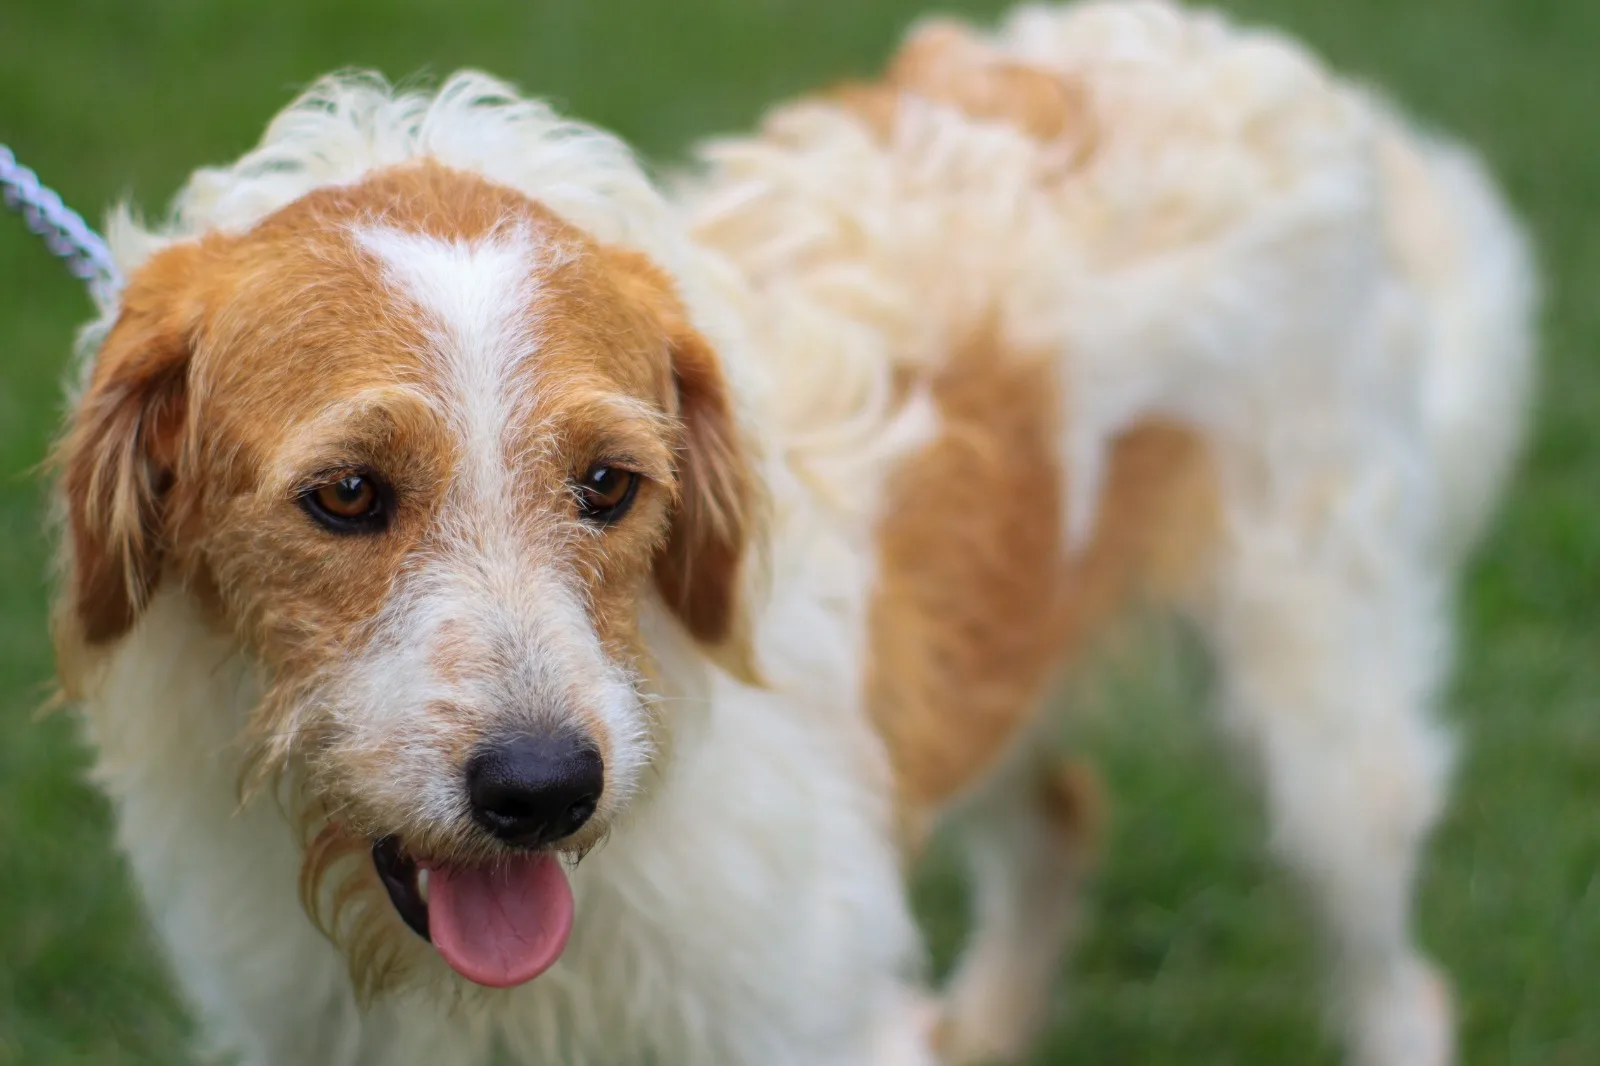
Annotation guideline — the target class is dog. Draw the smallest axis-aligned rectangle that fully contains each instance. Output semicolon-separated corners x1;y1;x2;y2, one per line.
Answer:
49;2;1535;1064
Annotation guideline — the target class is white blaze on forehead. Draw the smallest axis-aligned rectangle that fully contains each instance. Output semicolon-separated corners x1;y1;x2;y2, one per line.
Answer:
354;224;547;491
346;227;653;808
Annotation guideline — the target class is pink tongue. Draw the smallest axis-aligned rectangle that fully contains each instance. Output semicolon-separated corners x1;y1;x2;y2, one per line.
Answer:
426;853;574;988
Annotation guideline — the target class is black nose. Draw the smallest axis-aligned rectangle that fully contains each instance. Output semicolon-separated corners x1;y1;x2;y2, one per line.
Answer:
465;733;603;849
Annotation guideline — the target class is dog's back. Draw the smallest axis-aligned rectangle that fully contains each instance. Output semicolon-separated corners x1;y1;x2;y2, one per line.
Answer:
683;0;1535;811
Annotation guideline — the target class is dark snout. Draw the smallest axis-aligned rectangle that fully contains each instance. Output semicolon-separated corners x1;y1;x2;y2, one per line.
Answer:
465;732;603;849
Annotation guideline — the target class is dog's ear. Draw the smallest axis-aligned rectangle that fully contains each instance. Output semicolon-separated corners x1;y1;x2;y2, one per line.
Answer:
656;318;763;681
57;242;207;645
601;247;764;684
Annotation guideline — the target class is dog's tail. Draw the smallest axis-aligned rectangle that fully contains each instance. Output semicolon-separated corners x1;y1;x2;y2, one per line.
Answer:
1380;126;1539;563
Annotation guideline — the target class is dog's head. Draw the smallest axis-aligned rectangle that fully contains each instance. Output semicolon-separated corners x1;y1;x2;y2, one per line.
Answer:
54;160;760;991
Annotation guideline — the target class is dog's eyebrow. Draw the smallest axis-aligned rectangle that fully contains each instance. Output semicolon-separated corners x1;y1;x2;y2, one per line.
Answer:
260;385;444;494
543;396;677;482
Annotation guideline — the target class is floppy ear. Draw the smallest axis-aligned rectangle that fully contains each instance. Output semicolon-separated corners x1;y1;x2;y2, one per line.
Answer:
655;322;763;678
56;242;206;645
601;248;763;682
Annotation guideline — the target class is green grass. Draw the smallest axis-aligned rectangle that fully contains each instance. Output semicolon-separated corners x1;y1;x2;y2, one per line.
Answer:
1;0;1596;1062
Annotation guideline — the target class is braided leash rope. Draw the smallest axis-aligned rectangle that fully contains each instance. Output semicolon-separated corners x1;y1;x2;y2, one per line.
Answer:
1;143;120;304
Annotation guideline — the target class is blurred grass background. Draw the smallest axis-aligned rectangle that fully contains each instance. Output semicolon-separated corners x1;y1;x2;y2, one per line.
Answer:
1;0;1595;1063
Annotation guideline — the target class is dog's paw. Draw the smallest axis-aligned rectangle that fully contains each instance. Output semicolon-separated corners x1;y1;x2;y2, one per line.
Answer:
931;982;1039;1066
1349;958;1455;1066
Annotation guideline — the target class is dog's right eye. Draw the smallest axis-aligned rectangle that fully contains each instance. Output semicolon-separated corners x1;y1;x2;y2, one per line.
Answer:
301;473;389;533
576;464;639;526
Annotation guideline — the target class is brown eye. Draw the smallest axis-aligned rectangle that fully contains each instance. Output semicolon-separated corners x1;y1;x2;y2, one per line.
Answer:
302;473;388;532
576;465;638;525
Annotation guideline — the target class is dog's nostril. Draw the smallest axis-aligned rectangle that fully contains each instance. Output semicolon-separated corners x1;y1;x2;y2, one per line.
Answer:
465;734;603;849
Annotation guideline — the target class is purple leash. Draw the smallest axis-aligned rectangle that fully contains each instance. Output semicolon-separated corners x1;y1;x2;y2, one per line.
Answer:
1;143;119;304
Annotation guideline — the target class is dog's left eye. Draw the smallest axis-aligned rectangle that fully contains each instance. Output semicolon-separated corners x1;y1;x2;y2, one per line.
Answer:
302;473;389;533
576;465;638;525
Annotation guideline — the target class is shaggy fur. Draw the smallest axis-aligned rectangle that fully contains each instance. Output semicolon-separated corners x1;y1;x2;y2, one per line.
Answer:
51;3;1534;1065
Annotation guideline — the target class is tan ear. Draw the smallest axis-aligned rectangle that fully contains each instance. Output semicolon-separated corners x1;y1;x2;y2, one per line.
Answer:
56;242;206;645
655;323;763;678
601;247;763;682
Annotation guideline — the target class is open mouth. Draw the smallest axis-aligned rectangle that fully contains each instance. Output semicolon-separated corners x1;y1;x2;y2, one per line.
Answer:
371;835;575;988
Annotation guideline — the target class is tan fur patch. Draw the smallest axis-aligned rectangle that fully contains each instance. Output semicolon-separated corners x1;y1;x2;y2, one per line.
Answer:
1038;757;1105;853
865;329;1217;817
827;18;1094;165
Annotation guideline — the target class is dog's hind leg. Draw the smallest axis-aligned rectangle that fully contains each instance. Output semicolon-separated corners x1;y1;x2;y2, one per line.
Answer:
934;751;1101;1066
1192;521;1457;1066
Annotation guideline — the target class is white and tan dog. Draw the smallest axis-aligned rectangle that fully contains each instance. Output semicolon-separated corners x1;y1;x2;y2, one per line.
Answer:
50;3;1534;1064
